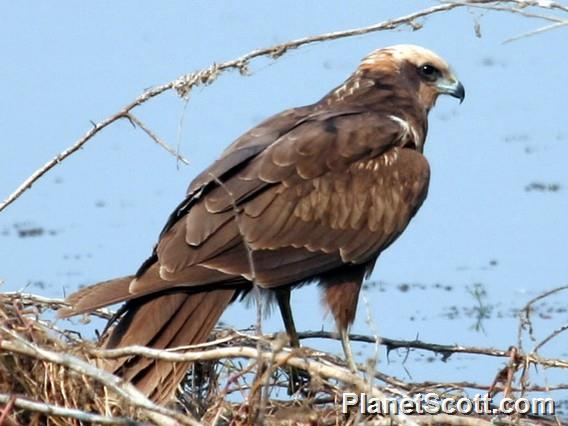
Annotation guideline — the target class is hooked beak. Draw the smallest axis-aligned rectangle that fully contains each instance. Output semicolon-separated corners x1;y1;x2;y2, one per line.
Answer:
436;77;465;104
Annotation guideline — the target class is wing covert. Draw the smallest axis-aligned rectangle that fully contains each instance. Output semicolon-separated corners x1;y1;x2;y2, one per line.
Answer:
147;109;428;290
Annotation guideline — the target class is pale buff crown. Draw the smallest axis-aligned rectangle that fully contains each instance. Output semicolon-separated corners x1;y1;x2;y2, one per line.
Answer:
361;44;451;76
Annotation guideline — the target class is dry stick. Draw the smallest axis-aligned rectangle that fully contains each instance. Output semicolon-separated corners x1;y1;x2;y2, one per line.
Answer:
448;0;568;24
1;292;112;320
1;0;557;213
449;1;568;44
295;330;510;359
209;360;259;426
0;327;200;426
109;324;568;369
205;173;268;425
125;112;189;165
549;0;568;13
532;322;568;354
504;20;568;43
517;284;568;351
0;395;15;425
520;328;568;400
83;340;568;425
368;414;492;426
375;366;568;393
90;331;568;370
0;393;141;425
252;335;290;425
176;99;191;169
409;380;568;393
0;292;526;361
361;292;383;425
6;310;568;422
91;344;421;426
6;289;567;370
0;108;177;213
296;330;568;370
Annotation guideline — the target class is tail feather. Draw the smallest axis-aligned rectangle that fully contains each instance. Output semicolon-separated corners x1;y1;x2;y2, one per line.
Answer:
100;288;236;404
58;264;237;318
104;292;190;350
58;276;136;318
146;290;229;401
106;292;202;380
60;267;245;403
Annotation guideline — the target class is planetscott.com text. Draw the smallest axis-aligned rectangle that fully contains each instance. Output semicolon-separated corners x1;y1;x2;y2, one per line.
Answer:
342;393;555;416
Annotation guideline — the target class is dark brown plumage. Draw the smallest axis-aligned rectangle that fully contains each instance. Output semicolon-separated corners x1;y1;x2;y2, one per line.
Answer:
60;44;464;403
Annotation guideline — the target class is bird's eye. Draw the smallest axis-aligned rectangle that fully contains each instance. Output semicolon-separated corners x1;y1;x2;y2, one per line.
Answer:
419;64;439;81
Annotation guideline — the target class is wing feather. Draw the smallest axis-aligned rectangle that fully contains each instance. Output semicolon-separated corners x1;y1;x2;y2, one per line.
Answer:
137;108;428;296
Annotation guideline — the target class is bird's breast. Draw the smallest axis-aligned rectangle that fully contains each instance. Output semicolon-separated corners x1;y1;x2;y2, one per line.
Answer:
288;148;428;236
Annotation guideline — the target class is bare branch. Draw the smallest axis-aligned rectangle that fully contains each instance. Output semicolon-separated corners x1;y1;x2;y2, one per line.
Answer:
517;284;568;350
296;330;510;359
0;326;200;426
4;0;567;212
447;1;568;23
91;343;420;426
125;112;189;165
504;20;568;43
532;322;568;353
5;289;567;370
367;414;492;426
84;328;568;381
0;393;141;425
2;290;567;424
1;291;112;320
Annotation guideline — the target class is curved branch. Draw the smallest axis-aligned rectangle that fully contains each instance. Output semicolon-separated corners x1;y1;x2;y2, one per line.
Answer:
3;0;564;213
0;393;140;425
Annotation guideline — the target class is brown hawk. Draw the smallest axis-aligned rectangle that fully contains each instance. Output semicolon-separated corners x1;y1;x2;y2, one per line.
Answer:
60;44;465;403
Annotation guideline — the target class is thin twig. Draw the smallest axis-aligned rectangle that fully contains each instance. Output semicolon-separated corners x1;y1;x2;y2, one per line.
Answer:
0;393;142;425
517;284;568;350
4;0;565;213
205;172;269;424
1;292;112;320
88;331;568;370
125;112;189;165
532;322;568;353
5;289;568;370
447;1;568;24
295;330;510;359
504;20;568;43
367;414;492;426
91;343;420;426
0;395;16;425
0;326;200;426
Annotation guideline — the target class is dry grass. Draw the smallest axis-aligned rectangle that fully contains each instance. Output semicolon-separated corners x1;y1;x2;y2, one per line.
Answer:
0;297;150;425
1;292;566;425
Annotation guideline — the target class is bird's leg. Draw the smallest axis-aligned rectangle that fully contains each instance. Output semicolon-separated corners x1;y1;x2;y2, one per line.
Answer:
320;263;366;373
275;287;310;394
340;327;358;372
276;287;300;348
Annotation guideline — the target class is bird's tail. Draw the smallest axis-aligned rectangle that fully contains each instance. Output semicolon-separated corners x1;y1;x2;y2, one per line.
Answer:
59;277;236;404
101;289;235;403
58;275;138;318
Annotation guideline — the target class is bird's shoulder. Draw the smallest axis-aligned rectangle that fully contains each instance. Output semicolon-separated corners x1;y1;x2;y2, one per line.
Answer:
137;104;424;277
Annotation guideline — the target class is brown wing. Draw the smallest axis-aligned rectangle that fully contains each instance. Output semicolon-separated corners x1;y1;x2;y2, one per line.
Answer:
61;93;430;406
134;111;429;293
153;106;366;244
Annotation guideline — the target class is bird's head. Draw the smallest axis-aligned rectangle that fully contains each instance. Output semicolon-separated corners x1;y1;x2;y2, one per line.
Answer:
360;44;465;111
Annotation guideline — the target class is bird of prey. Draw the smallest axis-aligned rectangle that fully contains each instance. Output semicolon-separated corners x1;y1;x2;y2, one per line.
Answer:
60;44;464;403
